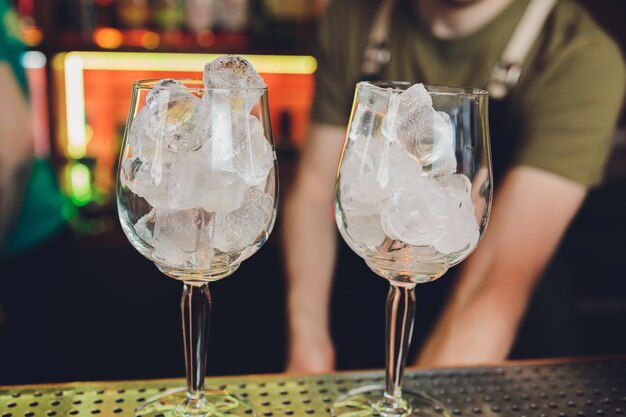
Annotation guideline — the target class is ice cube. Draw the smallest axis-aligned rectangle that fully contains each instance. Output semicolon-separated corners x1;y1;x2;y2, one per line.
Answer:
350;82;392;140
380;92;401;142
144;86;203;154
399;83;433;110
339;134;387;214
164;118;205;153
154;208;211;253
208;92;237;170
381;83;432;144
200;102;273;189
153;208;215;269
203;55;266;90
203;55;266;111
145;78;186;108
120;156;170;208
382;84;455;166
134;209;156;246
125;108;181;178
386;142;423;191
205;97;272;170
423;111;456;177
167;153;247;213
434;210;478;255
450;229;480;261
434;177;478;255
426;142;456;179
214;186;274;254
343;213;386;249
126;110;156;159
376;139;425;194
445;177;475;214
152;232;190;268
443;173;472;194
233;114;274;187
413;109;454;166
380;176;448;246
339;136;423;216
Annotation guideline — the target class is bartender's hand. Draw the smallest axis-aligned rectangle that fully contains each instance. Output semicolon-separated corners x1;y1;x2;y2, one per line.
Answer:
282;123;345;374
286;325;335;373
416;166;586;367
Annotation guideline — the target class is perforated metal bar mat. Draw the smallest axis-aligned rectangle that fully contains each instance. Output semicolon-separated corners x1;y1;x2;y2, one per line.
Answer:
1;357;625;417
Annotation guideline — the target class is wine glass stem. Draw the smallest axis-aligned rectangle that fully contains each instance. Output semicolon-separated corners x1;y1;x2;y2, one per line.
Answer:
181;281;211;407
382;282;417;411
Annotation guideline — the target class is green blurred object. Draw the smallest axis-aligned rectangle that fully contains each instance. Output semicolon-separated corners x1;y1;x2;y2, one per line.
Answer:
62;158;116;236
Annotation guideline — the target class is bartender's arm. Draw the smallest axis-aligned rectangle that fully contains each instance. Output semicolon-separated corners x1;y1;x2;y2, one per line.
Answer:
417;29;626;367
283;123;346;373
416;166;585;366
0;63;33;248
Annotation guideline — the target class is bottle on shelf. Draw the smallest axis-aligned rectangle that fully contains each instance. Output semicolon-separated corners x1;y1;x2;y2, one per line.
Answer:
152;0;184;32
55;0;83;30
184;0;216;33
79;0;97;40
116;0;150;29
214;0;249;32
247;0;268;39
94;0;115;28
258;0;318;51
53;0;97;41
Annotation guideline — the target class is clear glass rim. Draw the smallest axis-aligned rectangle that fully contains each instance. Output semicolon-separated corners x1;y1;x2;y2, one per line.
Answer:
359;80;488;97
133;78;268;93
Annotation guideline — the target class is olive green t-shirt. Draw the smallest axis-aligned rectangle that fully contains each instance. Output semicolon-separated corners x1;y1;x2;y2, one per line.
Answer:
0;0;69;256
312;0;626;186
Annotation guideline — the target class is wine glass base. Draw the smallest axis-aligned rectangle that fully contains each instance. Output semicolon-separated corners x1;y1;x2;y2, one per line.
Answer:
331;384;450;417
134;387;256;417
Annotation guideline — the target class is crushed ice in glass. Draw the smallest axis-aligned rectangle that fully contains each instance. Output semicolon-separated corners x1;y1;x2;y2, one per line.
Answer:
120;56;274;268
339;81;479;258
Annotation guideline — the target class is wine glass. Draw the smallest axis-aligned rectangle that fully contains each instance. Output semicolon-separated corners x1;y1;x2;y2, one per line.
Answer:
332;82;492;417
116;79;278;417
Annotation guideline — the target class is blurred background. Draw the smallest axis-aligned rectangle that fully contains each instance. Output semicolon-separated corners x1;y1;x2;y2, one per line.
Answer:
0;0;624;385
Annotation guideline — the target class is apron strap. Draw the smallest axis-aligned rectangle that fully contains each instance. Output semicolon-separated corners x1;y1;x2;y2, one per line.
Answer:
487;0;559;99
360;0;396;80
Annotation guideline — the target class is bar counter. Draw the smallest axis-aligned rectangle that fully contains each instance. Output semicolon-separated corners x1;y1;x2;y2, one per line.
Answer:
2;356;625;416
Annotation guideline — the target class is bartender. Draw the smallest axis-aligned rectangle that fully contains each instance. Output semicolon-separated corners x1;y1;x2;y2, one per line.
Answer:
282;0;626;372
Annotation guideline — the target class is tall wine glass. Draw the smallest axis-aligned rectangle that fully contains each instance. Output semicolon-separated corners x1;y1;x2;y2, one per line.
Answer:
333;82;492;417
116;79;277;417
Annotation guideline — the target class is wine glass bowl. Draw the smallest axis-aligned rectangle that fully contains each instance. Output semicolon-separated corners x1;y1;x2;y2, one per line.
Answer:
333;82;492;416
118;79;277;282
116;78;277;416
